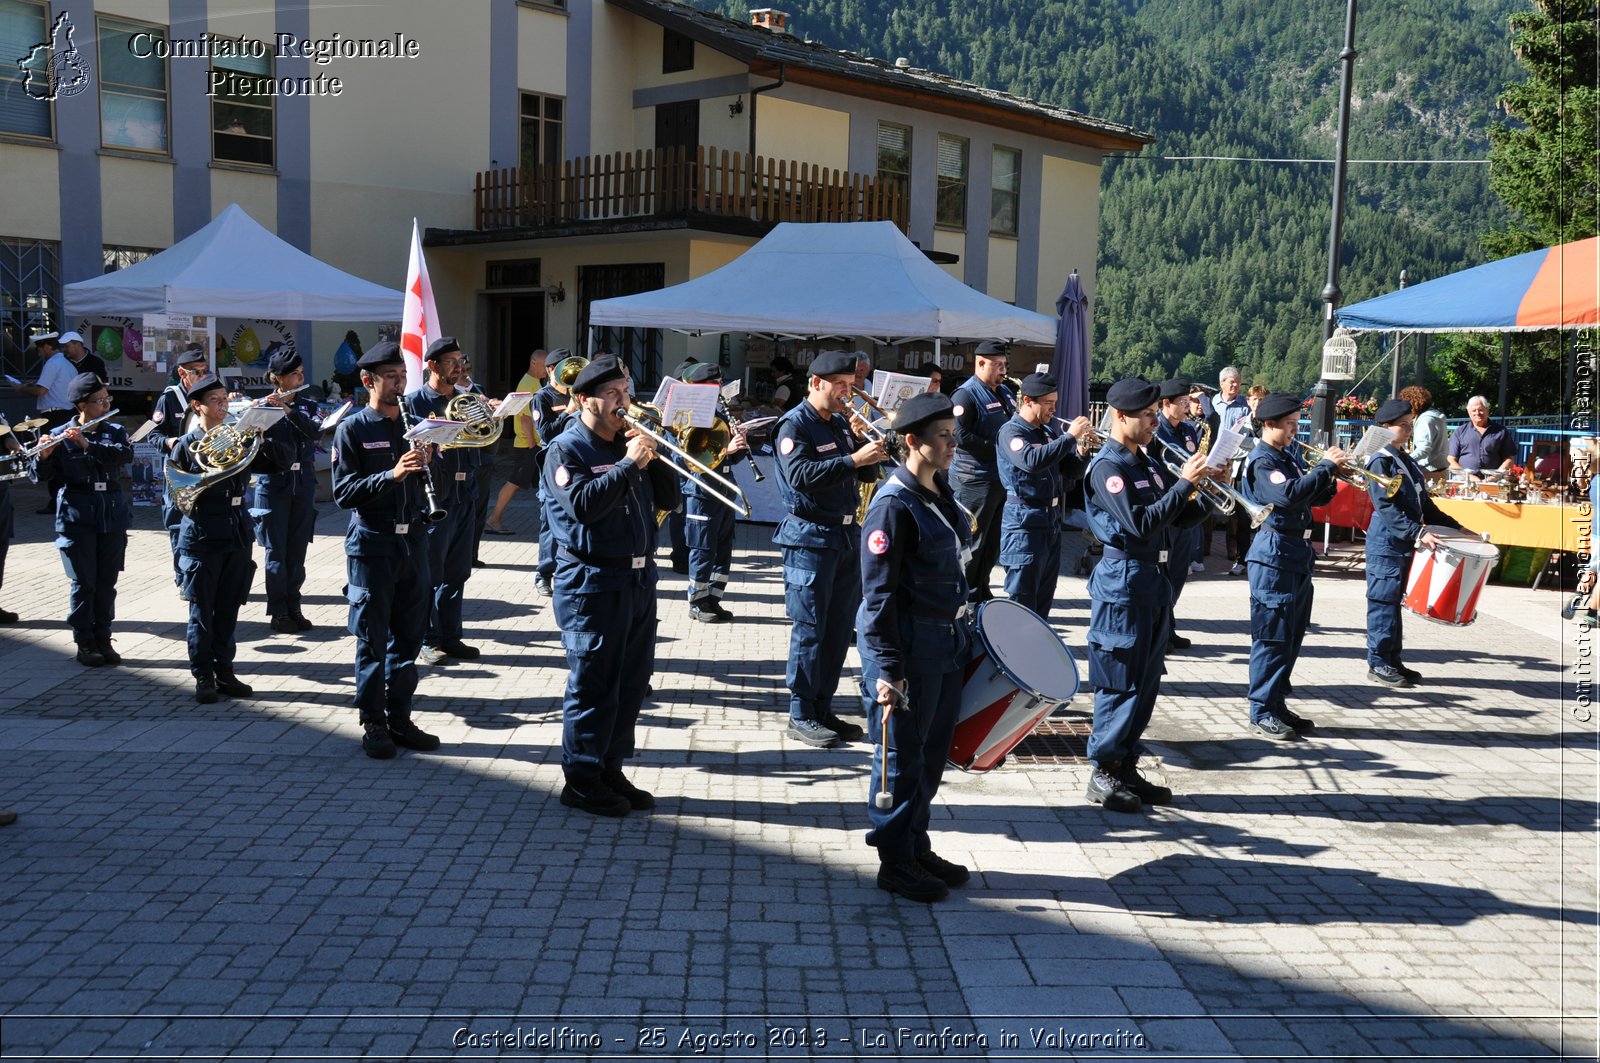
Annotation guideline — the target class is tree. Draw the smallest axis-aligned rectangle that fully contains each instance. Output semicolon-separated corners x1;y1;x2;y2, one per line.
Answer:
1485;0;1599;255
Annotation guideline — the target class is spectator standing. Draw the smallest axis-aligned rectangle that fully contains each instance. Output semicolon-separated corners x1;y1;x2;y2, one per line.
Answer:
1402;386;1449;485
486;349;549;535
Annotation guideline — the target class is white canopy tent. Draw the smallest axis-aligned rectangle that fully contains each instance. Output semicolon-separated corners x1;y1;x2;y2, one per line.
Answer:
63;203;403;320
588;220;1059;345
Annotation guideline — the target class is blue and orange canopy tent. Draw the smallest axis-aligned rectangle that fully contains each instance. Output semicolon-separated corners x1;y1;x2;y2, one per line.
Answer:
1337;236;1598;333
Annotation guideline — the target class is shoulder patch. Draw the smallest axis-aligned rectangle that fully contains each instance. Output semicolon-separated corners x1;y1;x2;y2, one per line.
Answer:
1269;469;1288;484
952;403;965;418
532;408;541;422
779;436;796;455
1009;437;1025;452
554;465;571;487
867;528;890;555
1105;474;1125;495
1186;439;1197;452
151;410;165;424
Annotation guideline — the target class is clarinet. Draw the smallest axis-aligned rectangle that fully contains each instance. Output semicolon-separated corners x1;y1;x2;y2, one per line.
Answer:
398;400;447;525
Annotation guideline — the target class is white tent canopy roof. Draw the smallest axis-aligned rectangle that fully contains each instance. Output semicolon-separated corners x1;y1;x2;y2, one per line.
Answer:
64;203;403;320
588;221;1059;345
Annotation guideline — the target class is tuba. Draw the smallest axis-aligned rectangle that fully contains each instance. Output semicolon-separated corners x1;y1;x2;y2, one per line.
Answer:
166;421;265;514
443;392;502;449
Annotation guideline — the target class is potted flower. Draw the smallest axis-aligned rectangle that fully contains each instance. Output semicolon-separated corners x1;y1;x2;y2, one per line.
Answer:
1334;394;1378;419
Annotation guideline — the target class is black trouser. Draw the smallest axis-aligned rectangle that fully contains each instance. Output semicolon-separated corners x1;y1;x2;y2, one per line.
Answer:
954;473;1004;602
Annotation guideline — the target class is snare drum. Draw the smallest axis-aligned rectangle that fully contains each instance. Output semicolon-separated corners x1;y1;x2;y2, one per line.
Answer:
1402;524;1499;626
949;599;1079;772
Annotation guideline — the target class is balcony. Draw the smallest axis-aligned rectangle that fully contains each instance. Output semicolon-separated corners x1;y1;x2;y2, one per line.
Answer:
473;145;908;233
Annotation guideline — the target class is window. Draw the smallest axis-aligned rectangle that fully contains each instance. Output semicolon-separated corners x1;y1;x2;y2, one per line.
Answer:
991;146;1020;236
936;134;968;229
97;15;168;153
662;27;693;73
0;236;62;376
103;245;161;273
520;92;564;174
0;0;52;138
211;44;273;166
876;121;910;192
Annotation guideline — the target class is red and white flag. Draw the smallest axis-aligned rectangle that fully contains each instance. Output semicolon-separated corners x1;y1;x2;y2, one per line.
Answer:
399;218;439;392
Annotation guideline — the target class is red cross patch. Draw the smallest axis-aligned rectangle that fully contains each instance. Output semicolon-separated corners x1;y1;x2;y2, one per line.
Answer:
1270;470;1288;484
867;529;890;555
1105;475;1125;495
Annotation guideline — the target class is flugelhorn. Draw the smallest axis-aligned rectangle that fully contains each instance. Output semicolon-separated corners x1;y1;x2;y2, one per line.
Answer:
1291;439;1402;498
1150;436;1276;529
621;405;750;517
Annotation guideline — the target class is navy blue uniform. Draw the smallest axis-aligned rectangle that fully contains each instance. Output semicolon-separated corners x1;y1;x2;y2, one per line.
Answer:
37;419;133;649
996;415;1087;618
773;399;878;725
682;444;744;609
1364;446;1462;670
250;395;320;620
1242;443;1337;723
529;383;568;582
404;385;483;648
1083;440;1207;771
151;383;197;586
1153;414;1205;614
169;427;288;679
542;418;678;784
332;406;434;726
952;378;1016;601
857;469;973;863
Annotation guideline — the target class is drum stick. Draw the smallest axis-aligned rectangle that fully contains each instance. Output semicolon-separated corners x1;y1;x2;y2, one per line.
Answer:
874;683;905;810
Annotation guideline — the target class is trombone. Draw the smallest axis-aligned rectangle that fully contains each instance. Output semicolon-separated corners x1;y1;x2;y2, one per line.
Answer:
621;406;751;518
1290;439;1402;498
1150;436;1275;529
849;386;902;464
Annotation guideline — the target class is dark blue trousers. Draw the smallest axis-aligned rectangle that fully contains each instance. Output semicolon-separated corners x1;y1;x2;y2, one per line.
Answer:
1085;600;1172;769
424;499;475;644
1000;508;1061;618
860;657;962;863
59;529;126;645
0;483;11;594
253;482;316;617
954;473;1004;601
178;548;255;677
782;541;860;723
1365;547;1409;669
684;493;734;604
1247;562;1314;722
537;487;557;580
1163;527;1199;630
347;551;429;724
553;565;657;782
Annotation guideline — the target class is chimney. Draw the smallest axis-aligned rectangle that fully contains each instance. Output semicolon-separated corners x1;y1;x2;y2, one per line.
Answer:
749;8;789;33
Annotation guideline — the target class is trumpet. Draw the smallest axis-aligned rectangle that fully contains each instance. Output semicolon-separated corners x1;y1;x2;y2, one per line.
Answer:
621;406;750;518
1055;404;1109;455
1150;436;1276;529
1290;439;1402;498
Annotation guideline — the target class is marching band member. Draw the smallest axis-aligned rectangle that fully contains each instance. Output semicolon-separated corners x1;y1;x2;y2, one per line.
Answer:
404;338;483;664
252;350;321;634
996;372;1090;619
1365;397;1469;688
542;355;679;817
857;392;975;903
679;361;748;623
1240;394;1347;739
34;373;132;666
151;344;212;595
530;348;574;598
331;343;441;759
1153;379;1204;649
169;375;290;704
1082;378;1212;813
951;340;1016;602
772;350;888;749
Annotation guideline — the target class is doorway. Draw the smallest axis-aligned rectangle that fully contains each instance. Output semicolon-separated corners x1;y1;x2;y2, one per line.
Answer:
484;294;545;396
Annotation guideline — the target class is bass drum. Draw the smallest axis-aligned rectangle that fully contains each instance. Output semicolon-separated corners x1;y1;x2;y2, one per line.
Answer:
949;599;1080;772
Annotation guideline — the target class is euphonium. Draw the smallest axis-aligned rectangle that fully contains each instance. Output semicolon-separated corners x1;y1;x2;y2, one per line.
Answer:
166;420;264;514
1291;439;1403;498
443;392;502;449
679;416;730;472
551;354;589;393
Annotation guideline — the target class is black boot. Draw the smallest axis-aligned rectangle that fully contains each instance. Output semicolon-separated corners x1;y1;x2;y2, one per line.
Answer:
194;673;219;704
214;671;253;697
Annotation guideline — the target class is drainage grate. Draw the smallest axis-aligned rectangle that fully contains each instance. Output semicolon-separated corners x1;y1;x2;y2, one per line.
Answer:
1009;716;1092;765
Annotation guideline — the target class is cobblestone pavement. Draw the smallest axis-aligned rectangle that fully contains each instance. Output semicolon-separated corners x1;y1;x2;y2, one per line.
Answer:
0;478;1594;1061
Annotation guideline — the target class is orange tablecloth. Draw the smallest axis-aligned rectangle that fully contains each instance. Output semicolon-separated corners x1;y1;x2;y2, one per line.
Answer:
1430;497;1590;552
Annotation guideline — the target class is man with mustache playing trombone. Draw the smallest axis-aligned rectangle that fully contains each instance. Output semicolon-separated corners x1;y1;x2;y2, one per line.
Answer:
542;355;679;817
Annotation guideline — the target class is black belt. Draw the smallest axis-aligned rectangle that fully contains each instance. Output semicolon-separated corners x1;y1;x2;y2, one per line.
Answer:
1102;546;1169;563
557;545;648;570
1265;526;1316;540
1005;493;1060;508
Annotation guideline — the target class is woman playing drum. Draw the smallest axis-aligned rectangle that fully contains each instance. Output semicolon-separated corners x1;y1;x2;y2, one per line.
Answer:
1364;397;1472;688
856;392;975;904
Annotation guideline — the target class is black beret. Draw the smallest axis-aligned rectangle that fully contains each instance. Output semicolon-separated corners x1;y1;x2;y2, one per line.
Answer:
545;347;571;363
571;354;625;396
185;374;226;402
357;341;403;371
67;372;104;403
682;362;722;384
425;337;461;361
1019;373;1057;399
974;340;1010;358
1374;398;1413;424
267;349;302;376
893;392;955;436
1158;378;1191;401
177;342;208;365
808;350;857;378
1255;393;1302;422
1106;377;1160;413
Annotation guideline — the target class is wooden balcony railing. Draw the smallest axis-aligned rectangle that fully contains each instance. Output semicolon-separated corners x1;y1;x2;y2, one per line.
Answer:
473;144;908;232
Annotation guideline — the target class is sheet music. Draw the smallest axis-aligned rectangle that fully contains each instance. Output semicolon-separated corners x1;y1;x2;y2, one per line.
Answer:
720;380;742;401
320;400;354;432
403;416;468;446
662;383;719;429
650;378;674;409
871;371;927;414
4;374;21;386
1352;425;1397;463
232;404;287;435
129;418;159;443
1205;426;1247;468
494;392;535;420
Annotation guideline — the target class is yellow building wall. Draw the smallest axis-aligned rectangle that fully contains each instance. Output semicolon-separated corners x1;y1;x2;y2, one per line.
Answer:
988;236;1018;304
933;229;963;282
100;157;172;248
0;145;61;241
211;171;277;231
1037;155;1100;315
517;7;568;95
589;5;638;159
753;97;849;170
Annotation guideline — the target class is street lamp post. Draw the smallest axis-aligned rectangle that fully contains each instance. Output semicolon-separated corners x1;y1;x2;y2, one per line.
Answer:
1310;0;1360;448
